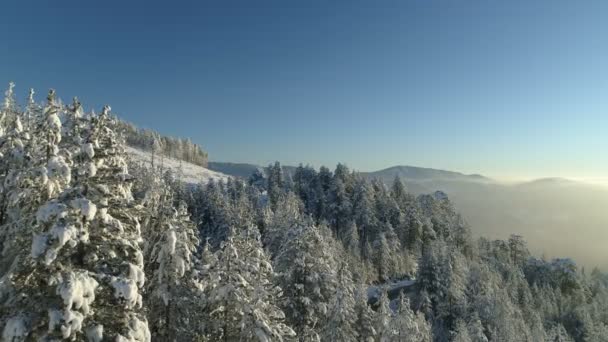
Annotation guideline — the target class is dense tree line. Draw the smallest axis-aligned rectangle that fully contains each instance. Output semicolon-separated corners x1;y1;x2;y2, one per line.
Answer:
0;83;607;341
117;120;209;167
177;161;608;341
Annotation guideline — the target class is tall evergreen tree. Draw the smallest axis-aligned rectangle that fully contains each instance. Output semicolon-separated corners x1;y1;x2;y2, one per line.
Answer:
3;103;151;341
203;226;295;341
320;264;357;341
275;222;338;341
146;200;200;340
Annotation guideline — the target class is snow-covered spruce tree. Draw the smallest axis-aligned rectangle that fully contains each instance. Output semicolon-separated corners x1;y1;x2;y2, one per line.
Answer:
0;89;29;226
266;161;284;211
262;192;303;260
374;291;393;342
0;82;18;138
75;105;150;341
145;198;201;340
391;294;432;342
22;88;41;132
466;314;488;342
203;226;295;341
351;178;378;259
62;96;87;151
197;179;233;247
0;89;65;284
354;285;376;342
0;89;73;340
327;174;352;240
274;222;338;341
546;323;574;342
319;263;357;341
3;103;150;341
452;319;472;342
372;230;399;282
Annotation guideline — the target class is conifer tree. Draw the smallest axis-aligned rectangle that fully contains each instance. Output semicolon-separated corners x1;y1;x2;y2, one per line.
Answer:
274;222;338;341
146;199;200;340
374;291;393;342
3;103;150;341
452;319;473;342
203;226;295;341
467;314;488;342
320;264;357;341
354;285;376;342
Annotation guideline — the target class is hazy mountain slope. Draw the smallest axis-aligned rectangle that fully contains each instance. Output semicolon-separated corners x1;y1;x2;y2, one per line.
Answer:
375;174;608;271
127;146;229;184
451;179;608;271
364;165;490;183
208;162;260;179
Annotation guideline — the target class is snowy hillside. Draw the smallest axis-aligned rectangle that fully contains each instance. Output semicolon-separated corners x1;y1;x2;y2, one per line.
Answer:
126;146;229;184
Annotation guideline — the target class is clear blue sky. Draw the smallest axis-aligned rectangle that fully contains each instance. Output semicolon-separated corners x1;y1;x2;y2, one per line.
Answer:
2;0;608;180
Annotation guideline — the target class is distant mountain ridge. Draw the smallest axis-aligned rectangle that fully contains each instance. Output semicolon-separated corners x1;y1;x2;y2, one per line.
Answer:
362;165;491;183
208;162;261;179
208;161;491;183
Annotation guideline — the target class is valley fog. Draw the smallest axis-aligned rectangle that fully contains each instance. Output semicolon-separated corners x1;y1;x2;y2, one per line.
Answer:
404;178;608;271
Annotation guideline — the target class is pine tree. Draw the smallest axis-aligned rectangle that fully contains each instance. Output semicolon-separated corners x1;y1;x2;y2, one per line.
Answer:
354;285;376;342
546;324;574;342
467;314;488;342
320;264;357;341
146;199;200;340
4;103;151;341
262;192;303;259
327;175;351;240
274;222;338;341
389;293;433;342
267;161;284;211
452;319;473;342
203;226;295;341
374;291;393;342
0;94;29;226
22;88;40;131
351;179;377;258
372;225;405;282
0;82;18;138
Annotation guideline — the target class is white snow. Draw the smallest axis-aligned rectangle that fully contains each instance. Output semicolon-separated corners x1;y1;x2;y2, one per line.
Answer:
42;224;79;264
2;316;27;341
51;224;77;248
57;272;99;315
31;234;49;258
81;143;95;159
47;113;62;130
14;117;22;133
70;198;97;221
45;156;71;195
86;324;104;342
164;229;177;256
111;277;143;309
48;309;63;333
116;317;150;342
60;309;84;338
84;161;97;177
36;201;67;223
128;263;146;288
126;146;229;185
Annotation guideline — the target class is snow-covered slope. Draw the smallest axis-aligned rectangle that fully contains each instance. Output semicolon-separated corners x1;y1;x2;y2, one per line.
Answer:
126;146;230;184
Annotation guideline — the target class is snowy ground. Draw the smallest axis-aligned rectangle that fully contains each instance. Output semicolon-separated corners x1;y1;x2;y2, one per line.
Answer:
126;146;230;185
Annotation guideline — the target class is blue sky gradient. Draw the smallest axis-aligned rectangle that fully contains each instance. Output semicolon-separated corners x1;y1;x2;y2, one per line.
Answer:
1;0;608;180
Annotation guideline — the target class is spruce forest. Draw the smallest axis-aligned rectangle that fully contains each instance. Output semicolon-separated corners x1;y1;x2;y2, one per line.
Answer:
1;84;607;342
